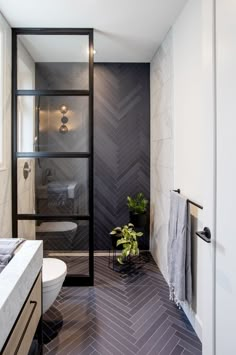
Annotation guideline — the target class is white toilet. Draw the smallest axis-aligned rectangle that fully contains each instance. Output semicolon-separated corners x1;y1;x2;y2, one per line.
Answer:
42;258;67;313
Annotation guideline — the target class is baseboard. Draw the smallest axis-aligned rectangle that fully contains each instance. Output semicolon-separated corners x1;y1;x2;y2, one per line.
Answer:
182;303;202;341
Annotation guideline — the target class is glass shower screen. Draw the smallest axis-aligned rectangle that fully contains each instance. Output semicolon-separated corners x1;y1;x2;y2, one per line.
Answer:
13;29;94;285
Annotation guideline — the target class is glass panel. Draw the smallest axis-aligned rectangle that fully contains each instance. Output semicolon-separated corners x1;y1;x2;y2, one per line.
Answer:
17;35;89;90
18;220;89;276
17;158;89;215
17;96;89;152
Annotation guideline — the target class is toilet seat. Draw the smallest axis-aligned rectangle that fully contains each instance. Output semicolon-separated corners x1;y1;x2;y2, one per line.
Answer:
37;221;77;233
36;222;78;251
43;258;67;287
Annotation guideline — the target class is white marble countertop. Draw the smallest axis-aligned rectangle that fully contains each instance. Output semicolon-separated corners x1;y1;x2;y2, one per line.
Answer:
0;240;43;351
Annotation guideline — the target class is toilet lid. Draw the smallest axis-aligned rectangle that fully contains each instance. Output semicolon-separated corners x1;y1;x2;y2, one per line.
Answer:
43;258;67;286
37;222;77;233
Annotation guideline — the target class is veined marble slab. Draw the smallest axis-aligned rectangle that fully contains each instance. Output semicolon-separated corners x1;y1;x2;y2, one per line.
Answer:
0;240;43;351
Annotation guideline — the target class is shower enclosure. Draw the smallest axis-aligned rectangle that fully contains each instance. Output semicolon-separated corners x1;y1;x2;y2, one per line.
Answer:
12;28;94;286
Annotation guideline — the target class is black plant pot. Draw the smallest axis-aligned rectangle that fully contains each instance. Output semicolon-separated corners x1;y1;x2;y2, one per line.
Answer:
110;234;123;250
129;212;147;228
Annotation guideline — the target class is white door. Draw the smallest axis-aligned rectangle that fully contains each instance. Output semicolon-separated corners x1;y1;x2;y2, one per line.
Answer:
215;0;236;354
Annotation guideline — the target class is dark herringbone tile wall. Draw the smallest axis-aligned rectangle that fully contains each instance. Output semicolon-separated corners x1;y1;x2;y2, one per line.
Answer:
43;255;202;355
35;63;150;250
94;64;150;250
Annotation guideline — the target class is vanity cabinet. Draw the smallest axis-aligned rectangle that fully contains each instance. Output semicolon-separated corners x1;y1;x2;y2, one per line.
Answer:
2;272;42;355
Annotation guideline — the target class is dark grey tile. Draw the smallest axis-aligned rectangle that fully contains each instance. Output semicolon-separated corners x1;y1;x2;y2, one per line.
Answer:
179;339;202;355
159;335;180;355
148;324;176;355
175;331;202;351
170;344;185;355
43;254;202;355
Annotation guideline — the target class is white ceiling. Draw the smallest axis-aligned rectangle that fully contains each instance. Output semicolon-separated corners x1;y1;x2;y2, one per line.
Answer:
19;35;89;62
0;0;187;62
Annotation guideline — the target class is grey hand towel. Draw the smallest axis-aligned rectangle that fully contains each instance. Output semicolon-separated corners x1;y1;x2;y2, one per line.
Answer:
168;191;192;307
0;238;25;273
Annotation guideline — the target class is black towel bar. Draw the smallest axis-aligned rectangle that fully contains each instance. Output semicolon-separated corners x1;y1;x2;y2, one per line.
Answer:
172;189;210;242
173;189;203;210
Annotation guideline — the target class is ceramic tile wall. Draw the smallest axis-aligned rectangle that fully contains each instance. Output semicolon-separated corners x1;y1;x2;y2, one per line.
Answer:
150;30;174;281
0;13;12;238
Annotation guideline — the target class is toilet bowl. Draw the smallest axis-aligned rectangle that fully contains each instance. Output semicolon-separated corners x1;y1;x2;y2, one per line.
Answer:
42;258;67;313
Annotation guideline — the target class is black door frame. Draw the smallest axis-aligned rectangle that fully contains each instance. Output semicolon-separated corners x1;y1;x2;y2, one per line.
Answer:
12;28;94;286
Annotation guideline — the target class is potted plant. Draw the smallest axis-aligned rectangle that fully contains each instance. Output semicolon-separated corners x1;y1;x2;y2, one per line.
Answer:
127;192;148;228
110;223;143;264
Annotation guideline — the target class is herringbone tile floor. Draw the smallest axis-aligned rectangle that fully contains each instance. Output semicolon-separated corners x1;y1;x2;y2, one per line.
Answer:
43;254;202;355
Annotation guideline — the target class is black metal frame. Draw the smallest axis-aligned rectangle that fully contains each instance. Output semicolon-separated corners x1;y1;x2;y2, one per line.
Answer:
173;189;203;209
12;28;94;286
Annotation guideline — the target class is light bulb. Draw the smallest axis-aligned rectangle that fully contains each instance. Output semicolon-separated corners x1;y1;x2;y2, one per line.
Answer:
60;105;68;114
59;124;68;134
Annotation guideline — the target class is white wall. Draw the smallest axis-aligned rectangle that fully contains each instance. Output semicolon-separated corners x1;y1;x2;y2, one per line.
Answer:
150;30;174;282
173;2;216;349
173;0;204;338
0;13;12;237
150;1;204;336
151;0;216;346
215;1;236;353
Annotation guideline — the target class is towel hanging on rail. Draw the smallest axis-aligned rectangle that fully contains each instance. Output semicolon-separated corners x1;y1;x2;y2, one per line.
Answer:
168;191;192;307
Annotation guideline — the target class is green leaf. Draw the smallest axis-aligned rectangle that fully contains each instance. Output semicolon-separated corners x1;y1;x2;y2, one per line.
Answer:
122;248;130;257
117;256;124;264
110;231;117;235
114;227;122;231
127;192;148;213
136;232;143;237
128;223;134;227
116;238;128;246
124;244;131;251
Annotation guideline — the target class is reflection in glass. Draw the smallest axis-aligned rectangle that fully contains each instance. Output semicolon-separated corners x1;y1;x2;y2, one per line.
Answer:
18;220;89;276
17;96;89;152
17;158;89;215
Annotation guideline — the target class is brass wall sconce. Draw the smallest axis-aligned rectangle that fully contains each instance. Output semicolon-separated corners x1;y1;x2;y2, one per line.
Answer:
59;104;69;134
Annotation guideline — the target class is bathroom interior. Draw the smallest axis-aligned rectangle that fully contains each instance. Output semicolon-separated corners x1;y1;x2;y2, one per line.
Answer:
0;0;236;354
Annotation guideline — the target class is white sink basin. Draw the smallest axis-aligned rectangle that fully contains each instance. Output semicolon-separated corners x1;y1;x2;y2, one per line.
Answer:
37;181;78;198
